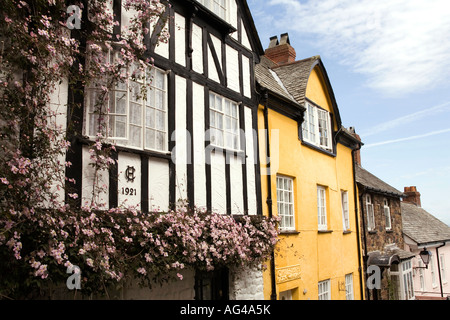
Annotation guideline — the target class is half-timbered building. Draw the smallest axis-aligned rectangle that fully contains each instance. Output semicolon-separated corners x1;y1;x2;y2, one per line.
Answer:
62;0;266;299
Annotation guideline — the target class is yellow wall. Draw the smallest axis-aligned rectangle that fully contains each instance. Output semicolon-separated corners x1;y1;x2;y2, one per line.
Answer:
260;65;363;300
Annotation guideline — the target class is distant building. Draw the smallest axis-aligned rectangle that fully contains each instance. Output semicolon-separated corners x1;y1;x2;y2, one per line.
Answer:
352;136;415;300
402;187;450;300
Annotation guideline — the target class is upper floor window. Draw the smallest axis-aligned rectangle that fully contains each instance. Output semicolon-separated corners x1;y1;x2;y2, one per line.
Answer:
301;101;332;152
440;254;447;283
383;198;392;230
365;194;375;232
317;186;327;231
86;50;168;152
277;175;295;231
341;191;350;231
209;92;240;151
196;0;228;21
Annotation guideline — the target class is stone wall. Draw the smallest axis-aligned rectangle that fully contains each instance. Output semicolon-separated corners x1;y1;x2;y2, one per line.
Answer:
361;193;404;253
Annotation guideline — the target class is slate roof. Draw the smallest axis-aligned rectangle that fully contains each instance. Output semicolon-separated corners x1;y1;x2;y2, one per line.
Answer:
255;56;299;105
355;165;404;198
255;55;321;107
401;202;450;245
270;56;320;107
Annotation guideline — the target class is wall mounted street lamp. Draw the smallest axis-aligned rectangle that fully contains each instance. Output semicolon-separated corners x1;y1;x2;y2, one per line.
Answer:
415;248;432;269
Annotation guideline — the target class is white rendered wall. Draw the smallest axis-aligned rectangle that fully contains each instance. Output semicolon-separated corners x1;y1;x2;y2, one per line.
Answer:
174;75;188;203
81;146;109;209
192;23;204;74
193;82;207;209
174;13;186;67
226;45;239;93
117;152;141;209
149;157;170;212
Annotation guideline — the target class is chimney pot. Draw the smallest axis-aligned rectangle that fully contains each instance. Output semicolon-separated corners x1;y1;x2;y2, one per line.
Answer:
264;33;296;65
403;186;421;207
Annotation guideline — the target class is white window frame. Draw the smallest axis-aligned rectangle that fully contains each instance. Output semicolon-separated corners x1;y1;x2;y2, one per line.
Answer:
384;198;392;231
209;92;241;151
431;255;437;288
366;194;375;232
318;279;331;300
345;273;354;300
317;186;327;231
440;254;447;284
302;101;333;151
341;191;350;231
86;48;168;152
196;0;229;21
418;260;425;291
277;175;295;231
401;260;415;300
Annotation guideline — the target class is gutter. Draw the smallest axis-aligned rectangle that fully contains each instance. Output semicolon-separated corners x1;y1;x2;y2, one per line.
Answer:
358;187;370;300
435;242;446;298
352;147;365;300
261;89;277;301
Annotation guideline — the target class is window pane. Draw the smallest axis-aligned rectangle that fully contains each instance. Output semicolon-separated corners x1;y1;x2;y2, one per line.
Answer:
146;107;155;128
216;113;223;129
156;110;165;131
156;131;165;151
210;110;216;127
130;125;141;147
130;103;141;125
146;129;155;150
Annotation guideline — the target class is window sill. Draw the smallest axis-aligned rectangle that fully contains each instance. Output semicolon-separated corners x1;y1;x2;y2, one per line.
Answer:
207;145;245;159
78;136;173;160
280;230;300;235
301;141;336;157
385;229;393;233
343;230;352;235
368;231;377;234
318;230;333;234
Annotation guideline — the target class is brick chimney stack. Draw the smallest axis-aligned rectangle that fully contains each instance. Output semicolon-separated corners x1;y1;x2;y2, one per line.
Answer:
264;33;296;65
349;127;362;166
403;186;421;207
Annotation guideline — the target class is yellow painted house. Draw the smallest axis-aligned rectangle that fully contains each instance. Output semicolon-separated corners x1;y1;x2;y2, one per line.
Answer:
255;34;364;300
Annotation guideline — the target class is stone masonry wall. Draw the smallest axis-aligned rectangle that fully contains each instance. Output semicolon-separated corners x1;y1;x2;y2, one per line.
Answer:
361;193;404;254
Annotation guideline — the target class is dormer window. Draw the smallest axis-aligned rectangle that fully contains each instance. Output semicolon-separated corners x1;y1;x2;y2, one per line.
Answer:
196;0;228;21
301;101;332;151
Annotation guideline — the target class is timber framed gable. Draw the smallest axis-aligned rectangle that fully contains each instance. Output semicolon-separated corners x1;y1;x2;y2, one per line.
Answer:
68;0;264;218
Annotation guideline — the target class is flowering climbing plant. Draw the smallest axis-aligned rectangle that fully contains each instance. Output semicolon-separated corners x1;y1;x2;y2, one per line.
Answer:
0;0;279;299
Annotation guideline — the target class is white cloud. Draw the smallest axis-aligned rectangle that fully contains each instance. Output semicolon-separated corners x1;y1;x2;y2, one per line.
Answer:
360;101;450;137
267;0;450;95
364;127;450;148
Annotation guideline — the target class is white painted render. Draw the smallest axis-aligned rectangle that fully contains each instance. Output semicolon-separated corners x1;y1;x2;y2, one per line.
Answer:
47;77;69;205
226;45;239;93
192;23;204;74
210;151;226;214
81;146;109;209
242;55;251;98
148;157;170;211
117;152;141;209
174;75;188;203
229;155;244;215
192;82;207;209
244;106;257;215
174;13;186;67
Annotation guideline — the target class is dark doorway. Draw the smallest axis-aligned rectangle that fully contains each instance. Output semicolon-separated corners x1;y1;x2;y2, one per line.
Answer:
194;268;229;300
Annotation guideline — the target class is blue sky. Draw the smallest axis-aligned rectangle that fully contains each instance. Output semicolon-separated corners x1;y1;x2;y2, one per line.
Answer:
247;0;450;225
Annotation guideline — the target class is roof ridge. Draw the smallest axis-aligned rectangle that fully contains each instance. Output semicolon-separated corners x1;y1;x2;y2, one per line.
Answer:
271;55;321;69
